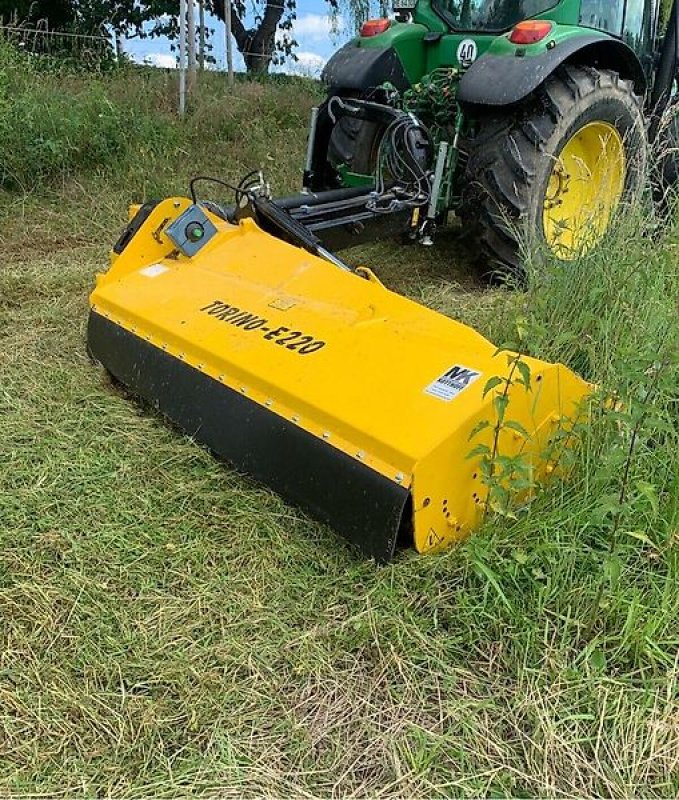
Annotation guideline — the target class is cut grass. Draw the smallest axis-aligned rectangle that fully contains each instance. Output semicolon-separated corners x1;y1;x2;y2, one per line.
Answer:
0;69;677;797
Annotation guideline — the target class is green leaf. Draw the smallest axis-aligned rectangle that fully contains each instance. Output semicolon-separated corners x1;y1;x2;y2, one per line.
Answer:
624;530;656;548
589;648;607;672
646;418;675;436
479;460;493;478
482;376;504;398
515;360;531;390
592;493;621;523
635;480;659;517
502;419;531;440
491;484;511;504
467;419;491;440
604;554;622;589
494;393;509;421
488;498;517;519
510;475;536;491
466;443;491;460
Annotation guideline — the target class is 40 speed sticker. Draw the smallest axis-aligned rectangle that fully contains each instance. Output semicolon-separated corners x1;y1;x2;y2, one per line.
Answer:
425;364;481;401
456;38;478;65
200;299;326;355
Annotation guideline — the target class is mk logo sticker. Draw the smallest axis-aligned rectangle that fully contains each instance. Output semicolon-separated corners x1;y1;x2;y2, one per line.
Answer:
425;364;481;402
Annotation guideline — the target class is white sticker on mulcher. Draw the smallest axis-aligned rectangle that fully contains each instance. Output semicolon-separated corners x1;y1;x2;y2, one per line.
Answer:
139;263;169;278
425;364;481;401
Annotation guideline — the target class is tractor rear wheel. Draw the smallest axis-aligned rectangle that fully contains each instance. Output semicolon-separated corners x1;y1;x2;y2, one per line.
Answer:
460;65;646;276
327;111;382;176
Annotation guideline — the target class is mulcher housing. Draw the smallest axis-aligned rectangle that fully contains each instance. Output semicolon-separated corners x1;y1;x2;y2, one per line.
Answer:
88;198;589;560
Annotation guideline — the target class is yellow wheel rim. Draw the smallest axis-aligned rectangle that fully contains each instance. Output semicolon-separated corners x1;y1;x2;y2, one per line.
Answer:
542;121;625;259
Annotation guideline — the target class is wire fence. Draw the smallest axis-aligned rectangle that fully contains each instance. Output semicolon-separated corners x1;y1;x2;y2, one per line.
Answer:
0;22;113;65
0;10;326;118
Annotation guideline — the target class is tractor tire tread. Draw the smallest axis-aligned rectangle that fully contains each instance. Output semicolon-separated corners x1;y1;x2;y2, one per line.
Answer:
459;64;643;277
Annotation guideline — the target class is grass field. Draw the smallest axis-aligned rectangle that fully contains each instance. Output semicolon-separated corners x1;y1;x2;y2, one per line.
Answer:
0;55;678;797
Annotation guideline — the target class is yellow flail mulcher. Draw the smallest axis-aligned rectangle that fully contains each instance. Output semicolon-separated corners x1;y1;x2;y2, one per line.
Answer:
88;189;589;561
87;0;679;558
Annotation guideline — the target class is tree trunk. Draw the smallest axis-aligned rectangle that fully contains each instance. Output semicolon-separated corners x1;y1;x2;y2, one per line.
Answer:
213;0;284;74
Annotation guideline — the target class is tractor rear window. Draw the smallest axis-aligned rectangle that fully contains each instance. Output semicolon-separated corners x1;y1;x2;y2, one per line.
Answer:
579;0;623;35
432;0;559;32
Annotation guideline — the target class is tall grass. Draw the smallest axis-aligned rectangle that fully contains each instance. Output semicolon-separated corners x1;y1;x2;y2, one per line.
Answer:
476;202;678;670
0;40;321;195
0;59;676;797
0;42;173;191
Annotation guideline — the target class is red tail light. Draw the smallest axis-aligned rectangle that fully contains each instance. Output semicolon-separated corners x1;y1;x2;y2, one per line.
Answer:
360;18;391;37
509;20;553;45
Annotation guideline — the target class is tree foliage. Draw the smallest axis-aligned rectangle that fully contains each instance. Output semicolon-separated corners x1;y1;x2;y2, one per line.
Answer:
0;0;366;74
0;0;74;27
0;1;176;36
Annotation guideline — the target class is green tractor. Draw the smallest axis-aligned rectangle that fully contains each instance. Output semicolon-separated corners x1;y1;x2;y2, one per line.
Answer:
292;0;679;274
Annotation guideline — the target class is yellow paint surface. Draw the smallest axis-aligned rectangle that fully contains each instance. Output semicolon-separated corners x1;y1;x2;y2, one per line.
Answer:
92;198;590;553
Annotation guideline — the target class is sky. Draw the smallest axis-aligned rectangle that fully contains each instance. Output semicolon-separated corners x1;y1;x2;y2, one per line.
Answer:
122;1;356;77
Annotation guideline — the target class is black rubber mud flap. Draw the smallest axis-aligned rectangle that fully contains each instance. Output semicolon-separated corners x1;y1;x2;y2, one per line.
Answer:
87;312;410;562
322;43;410;92
458;35;645;107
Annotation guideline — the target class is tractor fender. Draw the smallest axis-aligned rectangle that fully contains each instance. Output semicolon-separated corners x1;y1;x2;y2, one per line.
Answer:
457;34;646;107
322;42;411;93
